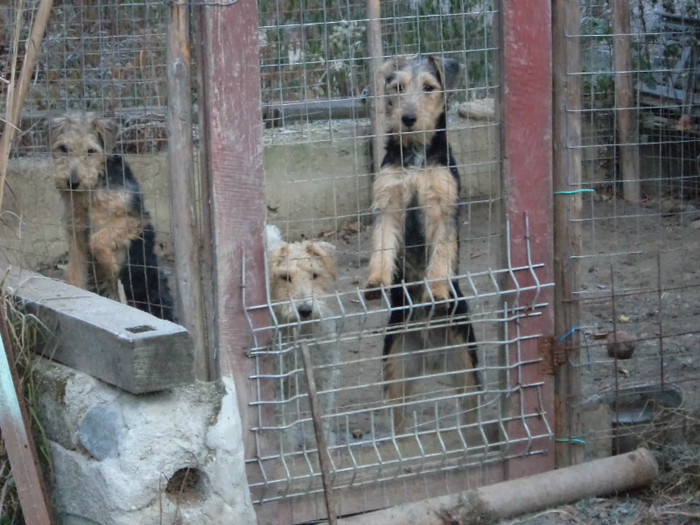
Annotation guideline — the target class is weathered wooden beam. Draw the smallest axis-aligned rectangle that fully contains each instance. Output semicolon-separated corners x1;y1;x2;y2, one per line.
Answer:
552;0;584;468
500;0;556;479
0;304;53;524
2;265;194;394
167;0;209;381
197;0;268;452
612;0;641;203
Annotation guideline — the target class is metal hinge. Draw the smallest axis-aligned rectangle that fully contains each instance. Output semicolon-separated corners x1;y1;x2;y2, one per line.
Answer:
539;335;567;375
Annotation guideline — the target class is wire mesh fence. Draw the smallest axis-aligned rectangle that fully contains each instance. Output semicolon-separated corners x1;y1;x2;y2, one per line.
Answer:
246;1;558;519
1;0;699;522
566;1;700;466
1;0;174;320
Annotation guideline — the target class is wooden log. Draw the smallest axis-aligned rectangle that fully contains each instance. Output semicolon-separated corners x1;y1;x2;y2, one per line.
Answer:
263;98;368;126
337;448;658;525
2;265;194;394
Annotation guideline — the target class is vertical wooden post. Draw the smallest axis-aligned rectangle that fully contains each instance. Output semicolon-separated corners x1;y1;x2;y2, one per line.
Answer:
552;0;584;468
366;0;385;176
198;0;267;453
612;0;641;202
500;0;556;479
167;1;209;380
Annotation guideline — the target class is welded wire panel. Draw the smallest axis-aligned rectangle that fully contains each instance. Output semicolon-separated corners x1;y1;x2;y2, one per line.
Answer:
245;228;553;510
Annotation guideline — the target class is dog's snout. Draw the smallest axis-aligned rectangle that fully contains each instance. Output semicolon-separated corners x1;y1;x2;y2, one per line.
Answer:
297;303;313;319
401;114;417;128
69;169;81;189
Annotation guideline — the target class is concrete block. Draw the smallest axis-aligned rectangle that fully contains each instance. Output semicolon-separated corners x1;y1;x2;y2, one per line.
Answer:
3;264;194;394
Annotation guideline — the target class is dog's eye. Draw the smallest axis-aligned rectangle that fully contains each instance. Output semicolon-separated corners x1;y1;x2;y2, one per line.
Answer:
87;148;98;154
423;83;435;92
312;272;319;280
57;145;68;154
396;83;404;93
280;274;292;283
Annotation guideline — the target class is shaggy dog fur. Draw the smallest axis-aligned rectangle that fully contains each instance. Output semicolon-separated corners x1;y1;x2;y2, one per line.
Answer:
50;113;174;321
266;225;340;446
365;55;480;431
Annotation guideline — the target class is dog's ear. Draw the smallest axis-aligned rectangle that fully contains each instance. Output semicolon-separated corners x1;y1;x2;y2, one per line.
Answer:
48;116;70;145
307;241;337;281
265;224;286;254
380;55;408;85
92;117;120;153
429;56;464;94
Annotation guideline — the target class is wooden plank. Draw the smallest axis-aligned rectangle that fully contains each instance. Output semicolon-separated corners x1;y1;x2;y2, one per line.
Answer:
2;265;194;394
612;0;641;202
0;303;53;524
167;0;210;381
552;0;584;468
197;0;269;453
500;0;556;479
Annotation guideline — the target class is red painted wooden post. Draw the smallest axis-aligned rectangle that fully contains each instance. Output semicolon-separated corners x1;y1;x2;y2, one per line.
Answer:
198;0;267;454
500;0;556;478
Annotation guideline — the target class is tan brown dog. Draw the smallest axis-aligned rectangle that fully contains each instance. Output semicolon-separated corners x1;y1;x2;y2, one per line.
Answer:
266;225;340;446
364;55;480;432
50;113;174;320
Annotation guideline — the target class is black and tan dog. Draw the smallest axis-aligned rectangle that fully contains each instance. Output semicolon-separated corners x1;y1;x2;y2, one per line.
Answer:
50;113;174;321
365;55;480;431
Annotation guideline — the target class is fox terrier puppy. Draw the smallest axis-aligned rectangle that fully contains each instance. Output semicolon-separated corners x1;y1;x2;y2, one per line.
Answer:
266;225;340;447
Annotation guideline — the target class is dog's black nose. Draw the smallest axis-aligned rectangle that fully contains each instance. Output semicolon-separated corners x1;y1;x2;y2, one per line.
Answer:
69;170;80;189
401;114;417;128
297;304;313;319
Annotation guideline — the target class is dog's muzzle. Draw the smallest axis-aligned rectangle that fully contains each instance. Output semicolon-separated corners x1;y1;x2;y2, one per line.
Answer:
296;302;313;319
401;113;417;128
68;169;81;189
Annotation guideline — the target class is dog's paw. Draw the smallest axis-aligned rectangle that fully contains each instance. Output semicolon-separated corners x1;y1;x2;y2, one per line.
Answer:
364;278;389;300
423;281;451;305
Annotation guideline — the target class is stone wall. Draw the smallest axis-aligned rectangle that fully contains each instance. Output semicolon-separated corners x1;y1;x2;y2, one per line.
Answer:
34;359;255;524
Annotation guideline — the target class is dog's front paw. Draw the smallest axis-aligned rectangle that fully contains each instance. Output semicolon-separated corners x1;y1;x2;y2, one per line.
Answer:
422;281;451;305
364;277;390;300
